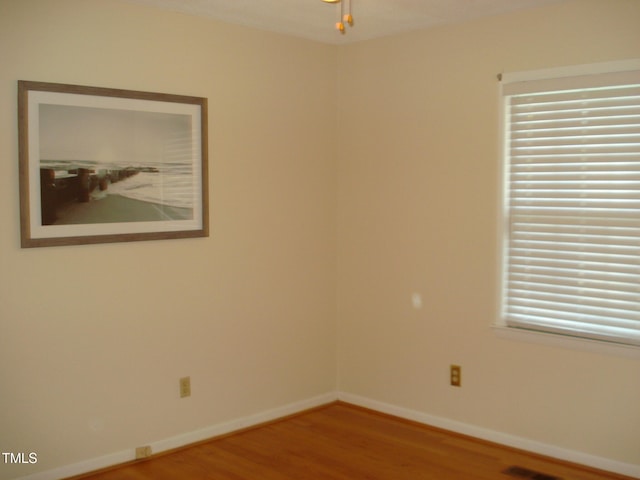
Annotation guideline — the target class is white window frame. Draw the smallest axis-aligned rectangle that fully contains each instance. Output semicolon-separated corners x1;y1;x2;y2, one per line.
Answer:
497;60;640;355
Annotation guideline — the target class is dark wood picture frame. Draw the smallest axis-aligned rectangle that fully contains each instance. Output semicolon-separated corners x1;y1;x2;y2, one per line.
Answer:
18;80;208;248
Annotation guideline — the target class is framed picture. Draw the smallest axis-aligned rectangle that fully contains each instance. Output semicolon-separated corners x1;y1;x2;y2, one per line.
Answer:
18;80;208;248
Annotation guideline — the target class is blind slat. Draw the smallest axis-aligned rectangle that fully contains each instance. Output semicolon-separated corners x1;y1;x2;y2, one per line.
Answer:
508;279;639;301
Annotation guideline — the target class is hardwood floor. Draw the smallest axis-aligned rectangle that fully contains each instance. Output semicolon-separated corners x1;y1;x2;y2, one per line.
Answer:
68;402;635;480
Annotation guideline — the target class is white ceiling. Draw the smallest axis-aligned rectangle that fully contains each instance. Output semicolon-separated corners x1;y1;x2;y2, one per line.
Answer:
123;0;567;45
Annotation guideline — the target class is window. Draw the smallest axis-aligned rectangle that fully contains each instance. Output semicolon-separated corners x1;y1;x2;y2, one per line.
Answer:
500;61;640;347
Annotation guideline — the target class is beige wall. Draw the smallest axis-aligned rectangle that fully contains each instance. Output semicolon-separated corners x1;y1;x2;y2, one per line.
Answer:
337;0;640;469
1;0;639;479
0;1;337;478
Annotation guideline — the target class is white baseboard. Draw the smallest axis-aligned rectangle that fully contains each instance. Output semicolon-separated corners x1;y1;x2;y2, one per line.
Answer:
15;392;338;480
337;391;640;479
16;391;639;480
150;392;338;454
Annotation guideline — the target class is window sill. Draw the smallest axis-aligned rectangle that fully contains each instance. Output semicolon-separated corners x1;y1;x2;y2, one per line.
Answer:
492;325;640;359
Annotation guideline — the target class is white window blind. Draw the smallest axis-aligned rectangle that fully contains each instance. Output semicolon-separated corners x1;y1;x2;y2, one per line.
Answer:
501;65;640;347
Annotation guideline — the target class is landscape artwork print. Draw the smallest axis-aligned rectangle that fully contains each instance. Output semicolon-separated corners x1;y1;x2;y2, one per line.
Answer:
18;81;208;248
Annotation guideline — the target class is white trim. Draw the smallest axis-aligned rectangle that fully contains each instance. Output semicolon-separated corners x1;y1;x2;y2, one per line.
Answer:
337;392;640;479
500;58;640;84
14;392;338;480
497;75;511;339
15;390;640;480
492;324;640;359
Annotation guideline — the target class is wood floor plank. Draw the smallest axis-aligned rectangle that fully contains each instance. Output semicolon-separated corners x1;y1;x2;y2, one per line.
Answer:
67;402;635;480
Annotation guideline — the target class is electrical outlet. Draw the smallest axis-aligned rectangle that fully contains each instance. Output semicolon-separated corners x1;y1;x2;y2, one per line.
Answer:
450;365;461;387
180;376;191;398
135;446;152;459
